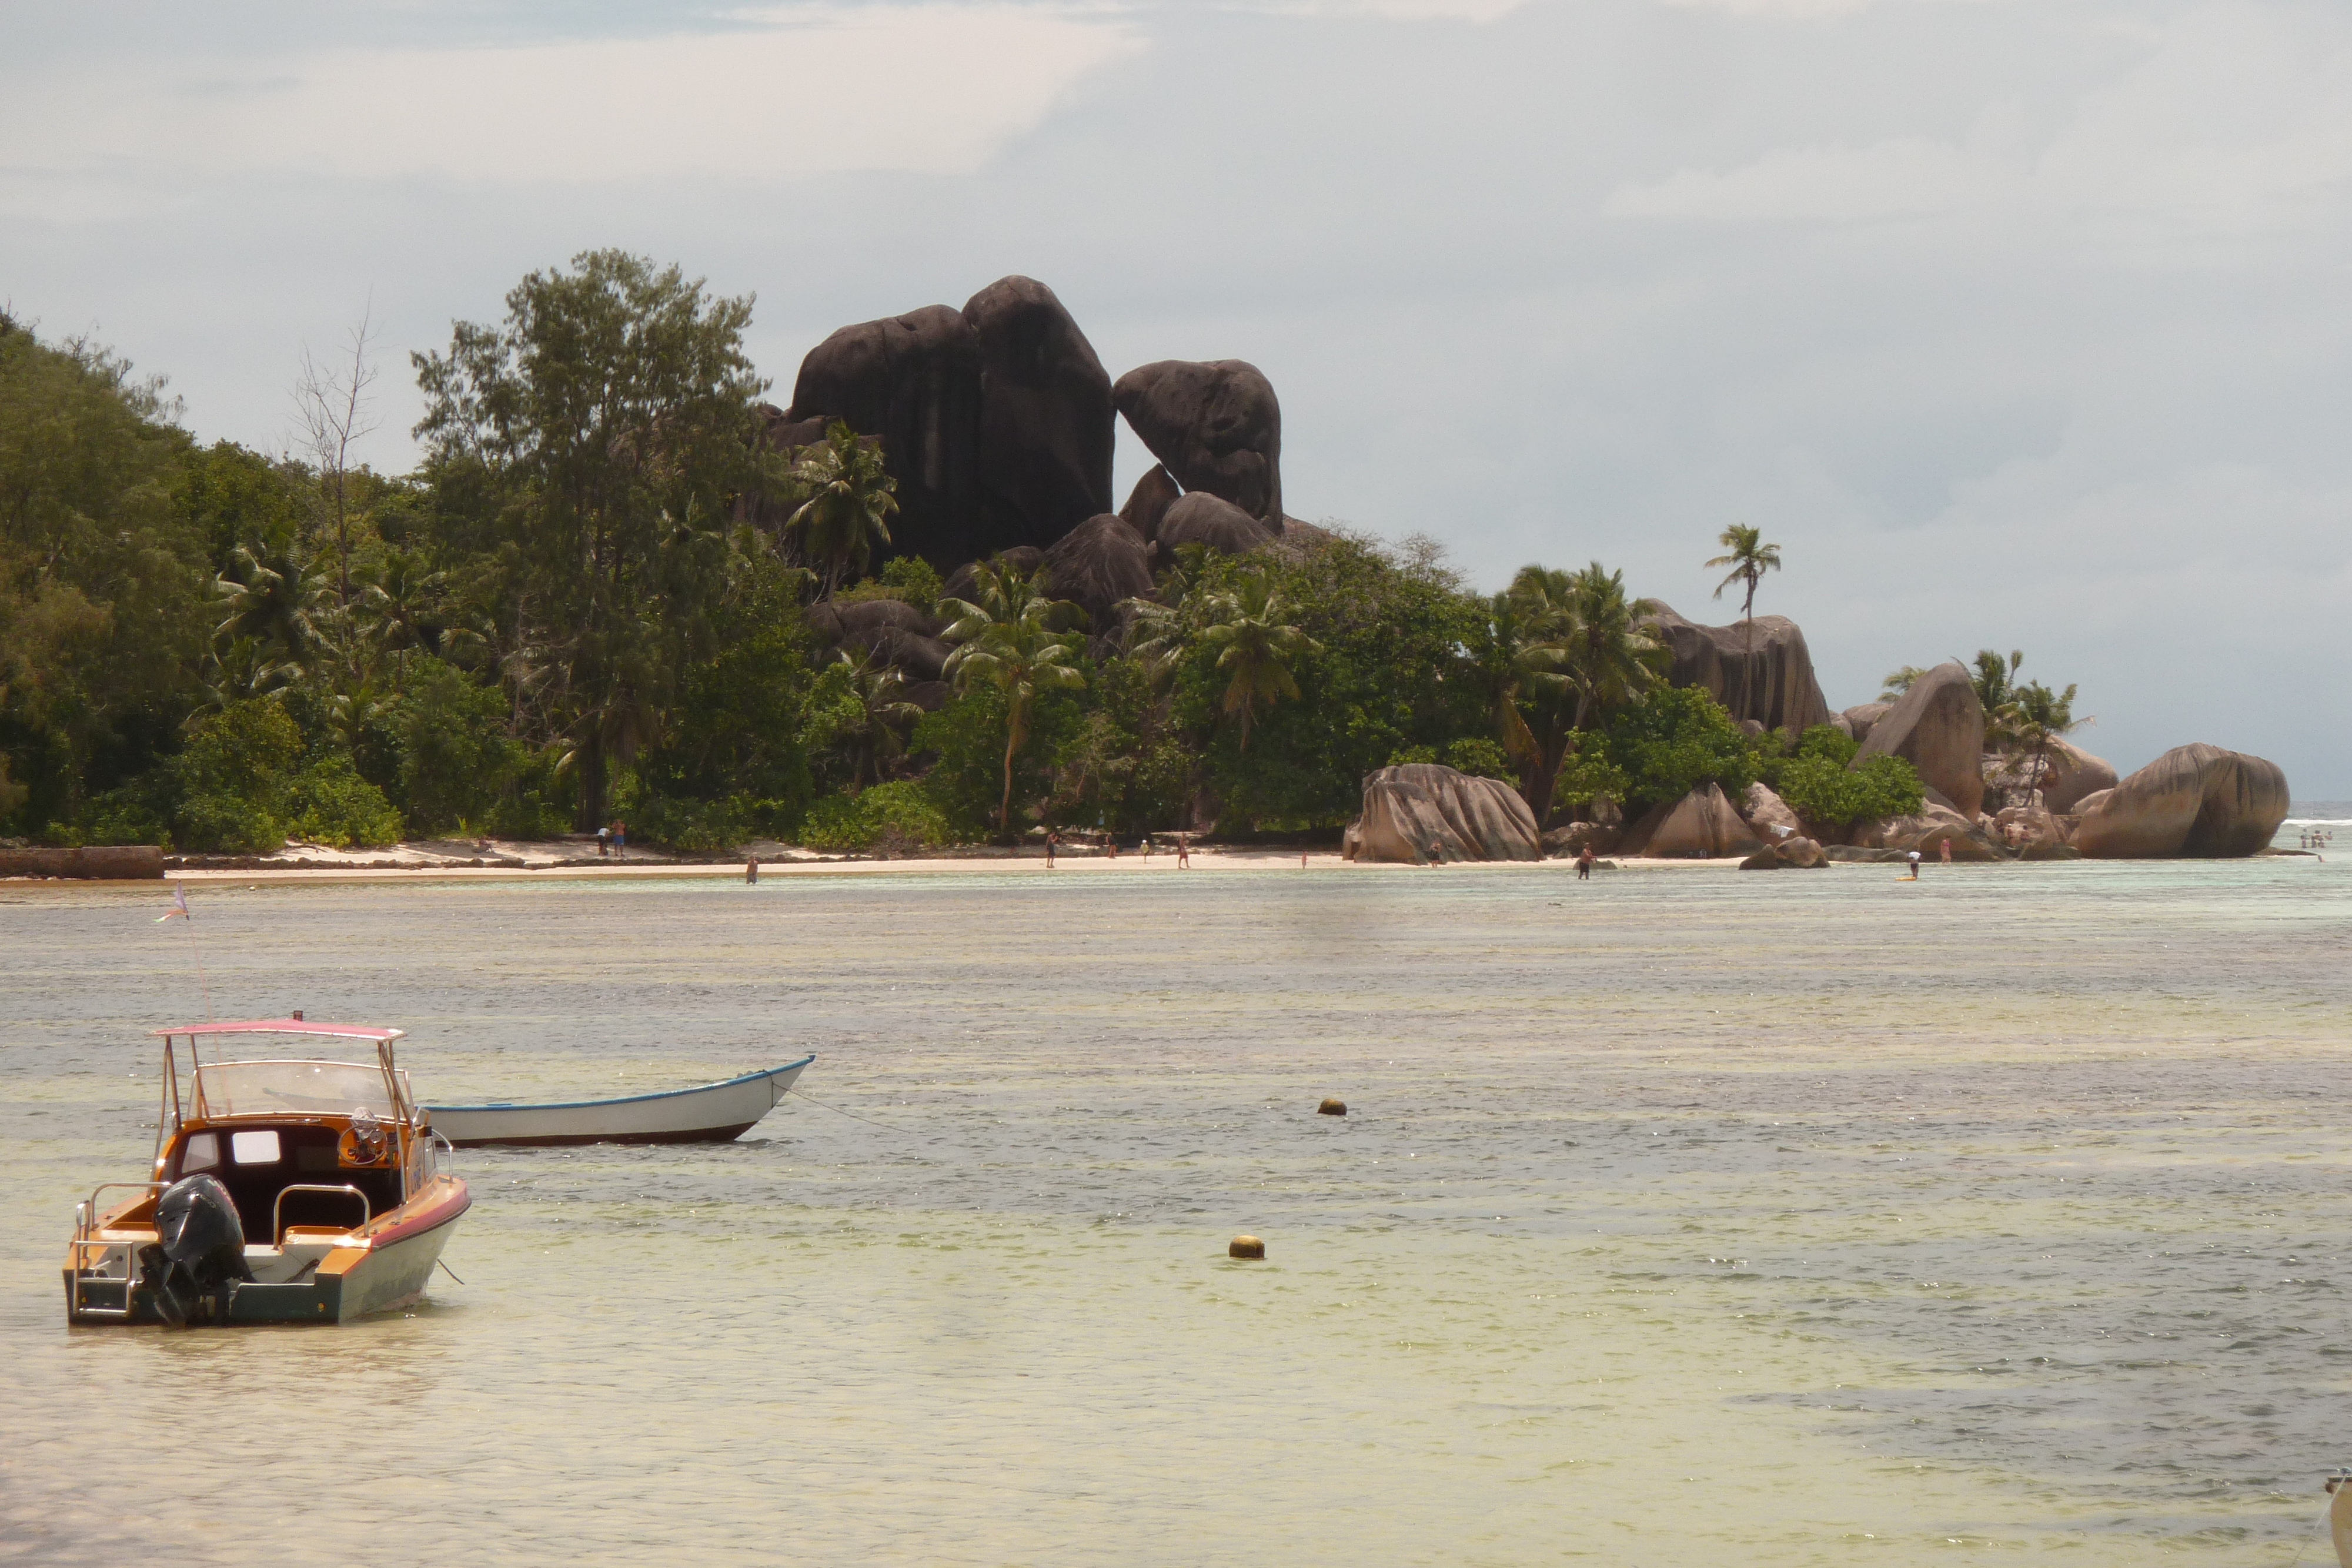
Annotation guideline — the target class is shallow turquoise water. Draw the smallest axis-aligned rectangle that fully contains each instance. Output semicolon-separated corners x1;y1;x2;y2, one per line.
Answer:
4;858;2350;1564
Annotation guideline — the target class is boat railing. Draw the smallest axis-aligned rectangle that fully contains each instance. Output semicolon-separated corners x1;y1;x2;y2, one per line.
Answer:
272;1185;371;1245
402;1128;456;1196
68;1182;166;1320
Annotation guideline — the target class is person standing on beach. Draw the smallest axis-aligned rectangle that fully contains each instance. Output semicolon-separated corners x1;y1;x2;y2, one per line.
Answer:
1177;834;1190;869
1939;837;1953;865
1046;829;1059;869
613;821;626;860
745;856;759;884
1576;844;1594;880
1906;850;1922;880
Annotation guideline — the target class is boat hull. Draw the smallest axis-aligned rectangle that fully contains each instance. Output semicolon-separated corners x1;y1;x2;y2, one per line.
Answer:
425;1057;813;1148
64;1175;469;1326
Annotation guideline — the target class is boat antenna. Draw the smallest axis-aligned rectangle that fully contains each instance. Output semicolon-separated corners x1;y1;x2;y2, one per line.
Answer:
156;880;213;1021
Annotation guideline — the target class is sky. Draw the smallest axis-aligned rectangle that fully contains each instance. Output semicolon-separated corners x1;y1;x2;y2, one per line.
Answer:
5;0;2348;793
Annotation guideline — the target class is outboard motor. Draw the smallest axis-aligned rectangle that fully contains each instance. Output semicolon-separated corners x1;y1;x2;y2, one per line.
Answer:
138;1174;253;1326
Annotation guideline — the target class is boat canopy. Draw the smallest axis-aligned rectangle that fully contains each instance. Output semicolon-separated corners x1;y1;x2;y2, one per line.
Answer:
153;1019;405;1043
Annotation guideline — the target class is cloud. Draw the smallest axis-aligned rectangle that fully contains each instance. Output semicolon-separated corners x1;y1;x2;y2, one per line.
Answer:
1605;5;2352;238
0;4;1141;207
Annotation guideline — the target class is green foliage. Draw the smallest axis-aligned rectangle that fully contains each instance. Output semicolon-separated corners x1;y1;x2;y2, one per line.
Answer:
0;325;211;833
800;780;956;854
1443;737;1515;780
786;422;898;598
1041;656;1190;834
940;566;1087;835
281;755;403;848
413;249;774;829
635;793;749;852
837;556;944;618
1172;533;1486;828
385;659;524;835
642;561;818;834
1763;724;1924;825
1589;685;1755;813
168;699;302;851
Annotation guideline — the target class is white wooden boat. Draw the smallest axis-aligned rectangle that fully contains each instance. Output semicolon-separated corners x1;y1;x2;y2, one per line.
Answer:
64;1020;469;1326
423;1055;815;1147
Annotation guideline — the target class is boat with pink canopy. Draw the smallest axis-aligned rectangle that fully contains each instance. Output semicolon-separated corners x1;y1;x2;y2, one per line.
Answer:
63;1019;469;1326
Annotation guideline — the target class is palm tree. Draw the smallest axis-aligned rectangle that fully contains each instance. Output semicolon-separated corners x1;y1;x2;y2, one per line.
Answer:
784;421;898;600
1542;563;1668;823
1967;648;2024;744
1558;563;1668;734
942;583;1088;837
1705;523;1783;711
355;548;446;688
1196;570;1321;753
1482;567;1581;815
213;541;330;674
2003;679;2092;808
826;649;923;790
1118;543;1215;688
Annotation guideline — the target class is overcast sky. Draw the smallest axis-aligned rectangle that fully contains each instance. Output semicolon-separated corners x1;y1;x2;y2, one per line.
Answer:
6;1;2347;793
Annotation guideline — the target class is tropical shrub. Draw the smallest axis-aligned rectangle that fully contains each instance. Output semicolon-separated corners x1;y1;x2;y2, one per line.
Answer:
281;755;403;848
1588;686;1755;812
387;660;523;835
1764;724;1925;825
800;780;956;854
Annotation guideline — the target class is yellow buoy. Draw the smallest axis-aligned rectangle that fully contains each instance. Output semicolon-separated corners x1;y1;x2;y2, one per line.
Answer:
1318;1098;1347;1116
1229;1235;1265;1259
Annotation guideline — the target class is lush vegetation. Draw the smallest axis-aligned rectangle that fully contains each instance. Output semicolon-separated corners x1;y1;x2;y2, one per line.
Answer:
0;262;1935;855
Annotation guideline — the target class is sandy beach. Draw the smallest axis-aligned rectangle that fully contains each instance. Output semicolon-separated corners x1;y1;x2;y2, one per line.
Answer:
130;844;1756;883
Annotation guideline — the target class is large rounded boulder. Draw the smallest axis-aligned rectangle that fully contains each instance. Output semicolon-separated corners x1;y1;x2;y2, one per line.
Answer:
1043;514;1154;633
1156;492;1275;558
1616;783;1765;859
783;305;984;566
776;278;1115;570
1853;661;1986;818
964;278;1116;559
1119;464;1182;545
1112;359;1284;526
2071;744;2289;858
1642;605;1832;735
1344;764;1541;865
806;597;953;683
1984;736;2120;815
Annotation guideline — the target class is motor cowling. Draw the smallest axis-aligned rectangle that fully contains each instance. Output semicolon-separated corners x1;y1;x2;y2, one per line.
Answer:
139;1174;252;1326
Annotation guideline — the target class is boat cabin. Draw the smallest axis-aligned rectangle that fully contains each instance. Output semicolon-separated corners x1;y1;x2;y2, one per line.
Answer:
145;1024;432;1245
65;1019;467;1325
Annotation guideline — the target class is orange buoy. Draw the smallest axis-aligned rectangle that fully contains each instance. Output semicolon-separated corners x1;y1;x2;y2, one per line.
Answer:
1229;1235;1265;1259
1318;1098;1347;1116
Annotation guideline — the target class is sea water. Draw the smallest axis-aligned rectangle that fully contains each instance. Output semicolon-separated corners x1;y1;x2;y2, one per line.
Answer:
3;858;2348;1566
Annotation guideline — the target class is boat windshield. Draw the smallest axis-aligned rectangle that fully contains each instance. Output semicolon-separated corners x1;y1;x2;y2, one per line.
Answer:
193;1059;397;1119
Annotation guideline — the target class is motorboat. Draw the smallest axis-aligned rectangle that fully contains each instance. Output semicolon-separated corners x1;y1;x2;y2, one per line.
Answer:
63;1019;469;1326
425;1055;816;1147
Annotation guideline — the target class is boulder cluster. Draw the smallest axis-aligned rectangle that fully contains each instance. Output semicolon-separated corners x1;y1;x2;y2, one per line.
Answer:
762;277;1299;630
1343;627;2288;865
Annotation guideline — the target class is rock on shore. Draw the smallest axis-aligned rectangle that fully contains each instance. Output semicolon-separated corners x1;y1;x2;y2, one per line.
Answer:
1112;359;1284;526
1854;661;1986;818
2070;743;2289;858
1344;764;1541;864
1984;737;2119;815
776;278;1113;567
1642;605;1832;734
1618;783;1766;859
